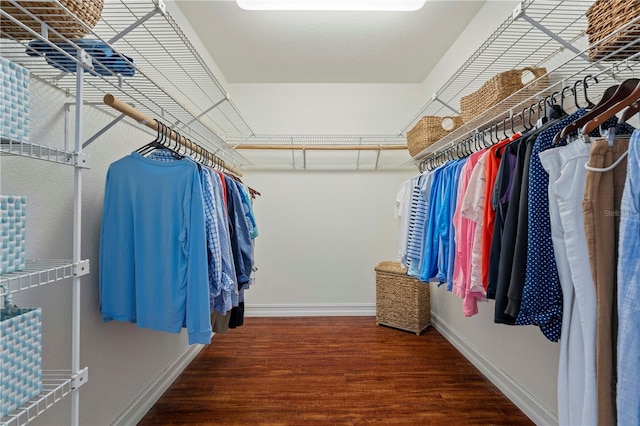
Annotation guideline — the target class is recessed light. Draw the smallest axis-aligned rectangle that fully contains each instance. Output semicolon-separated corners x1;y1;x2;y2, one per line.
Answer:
236;0;427;11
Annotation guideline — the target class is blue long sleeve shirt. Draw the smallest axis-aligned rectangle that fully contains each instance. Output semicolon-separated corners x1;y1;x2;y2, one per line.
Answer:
99;152;212;345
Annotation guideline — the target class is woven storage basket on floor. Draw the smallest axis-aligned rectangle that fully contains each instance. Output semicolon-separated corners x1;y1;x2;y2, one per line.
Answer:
375;261;430;335
586;0;640;62
406;115;463;157
0;305;42;417
0;0;104;41
460;67;548;123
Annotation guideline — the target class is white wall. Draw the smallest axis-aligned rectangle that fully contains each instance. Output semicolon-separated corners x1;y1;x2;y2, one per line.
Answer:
2;80;197;426
242;169;414;315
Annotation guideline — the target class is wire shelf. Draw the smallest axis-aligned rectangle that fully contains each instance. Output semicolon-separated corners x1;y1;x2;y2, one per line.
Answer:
0;371;73;426
400;0;595;135
410;16;640;162
0;0;253;170
0;259;89;296
0;137;75;165
226;134;407;146
404;0;640;163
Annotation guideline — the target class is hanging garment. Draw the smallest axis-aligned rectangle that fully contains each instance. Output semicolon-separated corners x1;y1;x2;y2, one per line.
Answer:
494;135;532;324
395;178;414;266
617;129;640;426
206;167;238;316
540;138;597;426
502;105;568;323
433;160;463;284
418;166;446;281
583;136;631;426
461;150;490;296
452;149;486;316
445;159;468;290
515;109;587;340
99;152;211;345
480;135;519;291
487;138;518;299
406;173;433;277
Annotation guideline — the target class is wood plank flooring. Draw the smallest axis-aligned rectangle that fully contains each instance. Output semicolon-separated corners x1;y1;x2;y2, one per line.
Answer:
140;317;533;425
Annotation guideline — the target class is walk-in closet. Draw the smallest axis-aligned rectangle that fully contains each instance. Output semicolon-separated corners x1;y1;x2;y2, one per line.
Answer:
1;0;639;424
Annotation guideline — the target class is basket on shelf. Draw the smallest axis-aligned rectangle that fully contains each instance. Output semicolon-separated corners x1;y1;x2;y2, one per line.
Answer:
586;0;640;62
0;293;42;418
460;67;548;123
406;115;463;157
1;57;30;143
375;261;430;335
0;0;104;41
0;196;26;276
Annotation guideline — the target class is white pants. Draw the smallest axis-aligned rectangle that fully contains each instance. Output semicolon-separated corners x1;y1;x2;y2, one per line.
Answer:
540;138;597;426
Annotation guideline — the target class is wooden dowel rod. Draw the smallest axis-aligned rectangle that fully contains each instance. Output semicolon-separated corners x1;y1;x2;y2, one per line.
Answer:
234;144;408;151
103;94;243;177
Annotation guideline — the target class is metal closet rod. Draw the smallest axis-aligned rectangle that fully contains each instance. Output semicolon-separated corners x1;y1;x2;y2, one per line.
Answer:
234;144;407;151
103;93;243;177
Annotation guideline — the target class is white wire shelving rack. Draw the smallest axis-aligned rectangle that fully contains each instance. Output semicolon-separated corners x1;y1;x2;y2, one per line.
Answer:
1;372;74;426
403;0;640;164
0;0;259;422
0;0;253;171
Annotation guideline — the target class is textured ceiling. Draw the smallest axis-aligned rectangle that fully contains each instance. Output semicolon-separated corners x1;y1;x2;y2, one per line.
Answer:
176;0;485;84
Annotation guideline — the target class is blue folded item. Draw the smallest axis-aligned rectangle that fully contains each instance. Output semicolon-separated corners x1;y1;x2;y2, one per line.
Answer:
27;39;135;77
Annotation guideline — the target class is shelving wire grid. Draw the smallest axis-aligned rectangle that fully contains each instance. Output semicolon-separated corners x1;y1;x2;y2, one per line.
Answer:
410;11;640;163
399;0;594;135
0;259;90;296
0;0;253;170
0;372;73;426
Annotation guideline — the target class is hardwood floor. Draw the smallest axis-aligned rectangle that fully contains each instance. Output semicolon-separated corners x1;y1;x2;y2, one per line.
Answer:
140;317;533;425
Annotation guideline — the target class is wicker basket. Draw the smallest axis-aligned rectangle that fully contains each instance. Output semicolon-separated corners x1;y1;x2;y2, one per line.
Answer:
586;0;640;62
1;304;42;417
406;115;463;157
460;67;548;123
0;0;104;41
375;261;430;335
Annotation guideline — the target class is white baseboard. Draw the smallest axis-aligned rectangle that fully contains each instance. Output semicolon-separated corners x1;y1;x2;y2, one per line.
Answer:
111;344;204;426
431;313;558;426
245;303;376;317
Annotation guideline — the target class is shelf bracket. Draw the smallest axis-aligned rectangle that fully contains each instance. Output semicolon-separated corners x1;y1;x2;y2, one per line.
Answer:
302;147;307;170
374;148;381;170
108;0;166;45
513;1;597;66
72;260;90;277
176;94;229;129
68;152;91;169
432;93;460;115
83;114;127;149
71;367;89;391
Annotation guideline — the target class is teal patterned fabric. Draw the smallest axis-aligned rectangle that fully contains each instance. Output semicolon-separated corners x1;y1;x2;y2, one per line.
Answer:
0;57;30;142
0;307;42;417
1;195;26;275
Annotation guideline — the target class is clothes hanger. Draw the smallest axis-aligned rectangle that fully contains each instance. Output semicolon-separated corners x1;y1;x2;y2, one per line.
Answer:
136;119;164;155
553;78;637;143
620;100;639;123
560;85;575;113
581;79;640;135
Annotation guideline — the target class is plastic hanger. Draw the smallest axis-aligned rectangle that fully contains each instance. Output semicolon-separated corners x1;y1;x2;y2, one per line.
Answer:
581;79;640;135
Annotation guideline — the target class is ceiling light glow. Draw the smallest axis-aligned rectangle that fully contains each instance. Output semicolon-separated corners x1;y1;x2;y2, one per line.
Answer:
236;0;427;11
